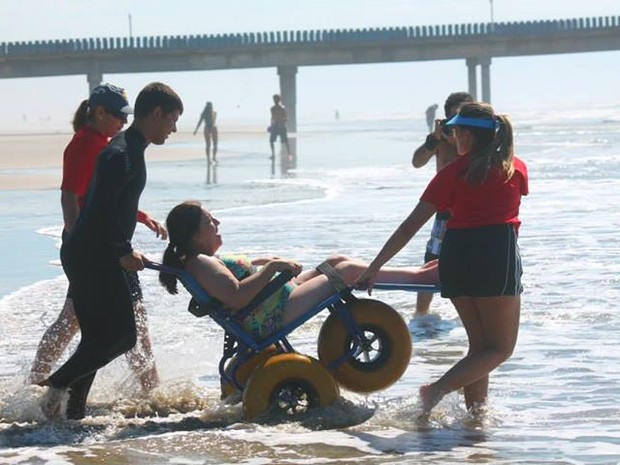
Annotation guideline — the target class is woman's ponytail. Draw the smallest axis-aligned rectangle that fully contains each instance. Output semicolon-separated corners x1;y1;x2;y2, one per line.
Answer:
158;200;204;294
71;100;90;132
159;243;182;294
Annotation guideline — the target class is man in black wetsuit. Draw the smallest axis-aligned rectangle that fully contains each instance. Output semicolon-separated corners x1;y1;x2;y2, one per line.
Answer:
40;82;184;420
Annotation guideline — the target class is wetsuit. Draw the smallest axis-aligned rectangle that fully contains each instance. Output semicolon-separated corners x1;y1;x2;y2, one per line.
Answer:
49;126;148;416
60;127;144;303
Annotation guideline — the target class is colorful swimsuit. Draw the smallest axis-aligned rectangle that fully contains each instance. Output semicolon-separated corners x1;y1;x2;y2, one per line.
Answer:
218;255;297;340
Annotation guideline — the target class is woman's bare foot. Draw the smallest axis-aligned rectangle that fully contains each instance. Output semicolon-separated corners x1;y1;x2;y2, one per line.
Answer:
419;383;444;415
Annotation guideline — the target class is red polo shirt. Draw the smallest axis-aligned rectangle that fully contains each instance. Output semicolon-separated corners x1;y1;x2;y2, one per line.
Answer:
60;127;109;206
421;154;528;231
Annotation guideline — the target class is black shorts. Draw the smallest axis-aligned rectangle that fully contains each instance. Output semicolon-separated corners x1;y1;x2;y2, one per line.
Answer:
439;224;523;298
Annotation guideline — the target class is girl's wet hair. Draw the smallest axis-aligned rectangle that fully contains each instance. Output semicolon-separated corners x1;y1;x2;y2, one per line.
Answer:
458;102;514;185
159;200;204;294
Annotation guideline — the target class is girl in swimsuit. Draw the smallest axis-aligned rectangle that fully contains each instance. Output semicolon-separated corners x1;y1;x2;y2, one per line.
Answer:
193;101;218;164
158;201;440;340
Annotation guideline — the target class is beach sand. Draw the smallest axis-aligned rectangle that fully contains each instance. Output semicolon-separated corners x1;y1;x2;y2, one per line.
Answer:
0;129;262;191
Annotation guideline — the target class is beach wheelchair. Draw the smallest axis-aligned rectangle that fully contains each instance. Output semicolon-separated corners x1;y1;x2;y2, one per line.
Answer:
145;261;440;419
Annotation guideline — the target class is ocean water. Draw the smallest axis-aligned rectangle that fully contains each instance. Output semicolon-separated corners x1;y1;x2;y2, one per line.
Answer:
1;108;620;464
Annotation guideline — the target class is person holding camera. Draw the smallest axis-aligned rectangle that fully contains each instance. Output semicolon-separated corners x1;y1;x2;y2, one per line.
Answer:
411;91;473;316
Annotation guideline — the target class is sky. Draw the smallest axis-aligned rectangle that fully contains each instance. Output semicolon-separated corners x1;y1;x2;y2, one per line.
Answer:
1;0;619;132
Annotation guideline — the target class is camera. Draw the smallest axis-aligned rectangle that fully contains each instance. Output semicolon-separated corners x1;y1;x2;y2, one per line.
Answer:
440;118;452;136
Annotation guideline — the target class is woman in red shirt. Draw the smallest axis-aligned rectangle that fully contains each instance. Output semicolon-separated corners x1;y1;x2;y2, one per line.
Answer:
358;102;528;416
30;84;164;403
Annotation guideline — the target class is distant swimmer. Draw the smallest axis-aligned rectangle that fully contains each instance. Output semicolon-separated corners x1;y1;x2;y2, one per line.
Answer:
268;94;291;159
412;92;473;316
425;103;439;132
39;82;184;421
193;101;218;165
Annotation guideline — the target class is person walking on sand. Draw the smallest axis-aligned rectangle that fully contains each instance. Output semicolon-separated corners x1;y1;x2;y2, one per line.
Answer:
412;92;473;316
29;83;163;394
268;94;291;159
358;102;528;417
193;101;218;164
39;82;184;421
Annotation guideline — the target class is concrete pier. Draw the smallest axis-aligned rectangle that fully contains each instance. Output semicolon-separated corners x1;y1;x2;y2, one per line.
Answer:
277;65;297;132
2;15;620;124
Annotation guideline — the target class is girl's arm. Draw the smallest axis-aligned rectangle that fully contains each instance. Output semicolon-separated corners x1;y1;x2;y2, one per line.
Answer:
358;200;436;293
188;255;301;311
60;190;81;233
251;256;281;266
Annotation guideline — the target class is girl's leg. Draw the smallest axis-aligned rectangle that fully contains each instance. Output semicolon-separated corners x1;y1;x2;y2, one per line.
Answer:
281;274;335;326
30;297;79;384
206;136;212;162
420;295;520;413
125;301;160;392
212;128;218;160
294;254;351;284
333;258;439;285
296;256;438;286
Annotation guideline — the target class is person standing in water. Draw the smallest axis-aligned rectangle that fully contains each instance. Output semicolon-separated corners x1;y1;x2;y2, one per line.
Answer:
412;92;473;316
30;84;163;393
268;94;291;159
40;82;184;420
359;102;527;416
193;101;218;164
425;103;438;132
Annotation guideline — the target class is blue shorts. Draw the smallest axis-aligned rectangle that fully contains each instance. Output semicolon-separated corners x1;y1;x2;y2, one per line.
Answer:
439;224;523;298
269;124;288;143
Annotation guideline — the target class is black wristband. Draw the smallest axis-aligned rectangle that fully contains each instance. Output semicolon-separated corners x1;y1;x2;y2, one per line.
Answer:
424;134;440;151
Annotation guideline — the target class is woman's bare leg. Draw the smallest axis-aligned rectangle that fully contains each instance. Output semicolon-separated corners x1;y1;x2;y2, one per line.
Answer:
281;274;336;326
294;254;351;284
420;295;520;413
295;255;438;286
284;257;439;327
333;258;439;285
212;128;218;161
206;137;212;163
30;297;79;384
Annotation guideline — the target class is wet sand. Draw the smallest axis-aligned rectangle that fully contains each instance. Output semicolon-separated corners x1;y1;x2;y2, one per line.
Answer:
0;129;261;190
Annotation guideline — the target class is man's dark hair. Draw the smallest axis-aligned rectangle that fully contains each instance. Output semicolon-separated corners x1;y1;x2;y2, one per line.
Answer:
134;82;184;118
444;91;474;117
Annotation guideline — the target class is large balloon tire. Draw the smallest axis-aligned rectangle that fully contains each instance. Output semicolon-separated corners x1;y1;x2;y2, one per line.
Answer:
242;353;340;420
220;345;280;399
317;298;411;393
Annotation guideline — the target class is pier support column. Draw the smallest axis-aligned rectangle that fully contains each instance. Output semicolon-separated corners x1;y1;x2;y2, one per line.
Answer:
480;56;492;103
277;65;297;132
466;58;478;101
87;71;102;93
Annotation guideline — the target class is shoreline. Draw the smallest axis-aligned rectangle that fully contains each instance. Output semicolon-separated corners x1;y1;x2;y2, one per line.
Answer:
0;130;264;191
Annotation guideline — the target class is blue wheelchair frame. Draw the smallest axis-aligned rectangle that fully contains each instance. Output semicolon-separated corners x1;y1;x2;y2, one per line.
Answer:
145;261;440;393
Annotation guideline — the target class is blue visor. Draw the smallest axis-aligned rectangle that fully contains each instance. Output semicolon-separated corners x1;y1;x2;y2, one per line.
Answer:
445;114;498;130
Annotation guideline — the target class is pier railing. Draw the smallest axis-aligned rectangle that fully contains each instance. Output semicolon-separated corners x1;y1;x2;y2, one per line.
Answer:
2;16;619;56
